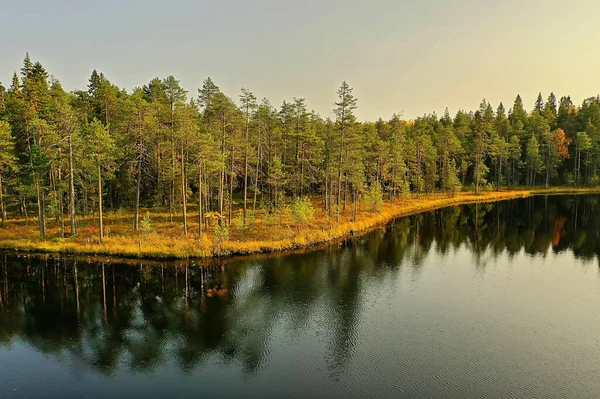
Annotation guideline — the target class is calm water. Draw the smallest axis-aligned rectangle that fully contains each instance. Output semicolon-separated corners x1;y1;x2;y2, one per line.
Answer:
1;195;600;398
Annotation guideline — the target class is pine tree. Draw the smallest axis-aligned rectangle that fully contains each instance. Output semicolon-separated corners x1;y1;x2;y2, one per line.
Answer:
509;94;527;128
333;81;358;221
0;121;17;227
444;159;462;196
268;155;285;210
472;100;494;192
534;92;544;114
20;53;33;80
388;114;409;199
575;131;592;186
239;88;257;224
0;82;6;113
507;135;522;187
525;135;543;186
88;119;117;243
198;77;220;122
543;92;558;127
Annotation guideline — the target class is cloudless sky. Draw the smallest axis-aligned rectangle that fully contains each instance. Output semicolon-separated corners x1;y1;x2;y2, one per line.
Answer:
1;0;599;120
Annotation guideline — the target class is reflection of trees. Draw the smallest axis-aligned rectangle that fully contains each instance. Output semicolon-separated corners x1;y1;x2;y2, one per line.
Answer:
0;195;599;376
393;195;600;264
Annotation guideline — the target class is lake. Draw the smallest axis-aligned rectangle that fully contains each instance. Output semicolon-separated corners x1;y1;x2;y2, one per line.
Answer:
1;195;600;398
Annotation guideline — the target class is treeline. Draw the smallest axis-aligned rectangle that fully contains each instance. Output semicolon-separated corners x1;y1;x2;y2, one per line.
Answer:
0;53;599;239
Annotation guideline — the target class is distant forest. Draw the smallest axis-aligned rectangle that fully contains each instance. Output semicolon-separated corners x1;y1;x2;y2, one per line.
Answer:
0;53;599;238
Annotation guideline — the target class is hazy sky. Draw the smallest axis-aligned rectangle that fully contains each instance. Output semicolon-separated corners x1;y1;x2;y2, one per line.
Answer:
2;0;599;120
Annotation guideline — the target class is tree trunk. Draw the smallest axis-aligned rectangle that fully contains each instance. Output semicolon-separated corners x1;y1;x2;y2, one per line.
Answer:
324;173;328;211
229;152;234;225
35;175;45;238
343;173;347;211
0;175;4;228
51;170;58;224
416;150;422;197
170;139;175;223
23;197;28;226
336;125;345;223
337;166;342;222
300;146;305;198
59;178;65;238
219;114;226;226
545;145;550;189
198;160;203;238
511;159;515;187
98;161;104;244
170;98;175;223
253;136;260;214
243;112;249;224
181;139;188;236
576;149;581;187
134;151;142;231
68;135;77;235
352;186;357;222
496;157;502;191
475;157;480;193
156;140;161;206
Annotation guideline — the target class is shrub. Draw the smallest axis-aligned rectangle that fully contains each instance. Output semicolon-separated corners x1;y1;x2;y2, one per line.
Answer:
233;213;246;235
292;197;314;229
247;210;256;229
564;172;575;186
213;224;230;247
363;183;383;212
141;211;153;233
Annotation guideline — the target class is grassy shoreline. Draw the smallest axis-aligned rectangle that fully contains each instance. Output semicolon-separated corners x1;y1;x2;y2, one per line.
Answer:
1;187;599;260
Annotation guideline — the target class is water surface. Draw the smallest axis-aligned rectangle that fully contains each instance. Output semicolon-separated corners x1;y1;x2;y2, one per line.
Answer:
1;195;600;398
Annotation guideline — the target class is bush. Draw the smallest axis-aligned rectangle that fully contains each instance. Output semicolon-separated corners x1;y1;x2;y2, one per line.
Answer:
564;172;575;186
292;197;314;229
247;210;256;227
363;183;383;212
233;213;245;235
141;211;153;233
212;224;230;247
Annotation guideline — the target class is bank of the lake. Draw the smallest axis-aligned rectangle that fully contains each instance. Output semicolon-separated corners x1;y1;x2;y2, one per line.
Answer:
1;187;599;260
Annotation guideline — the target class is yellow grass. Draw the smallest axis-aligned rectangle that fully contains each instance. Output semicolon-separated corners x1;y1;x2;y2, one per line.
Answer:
1;187;599;260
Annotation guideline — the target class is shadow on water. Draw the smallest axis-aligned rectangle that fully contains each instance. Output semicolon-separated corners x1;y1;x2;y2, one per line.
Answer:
1;194;600;394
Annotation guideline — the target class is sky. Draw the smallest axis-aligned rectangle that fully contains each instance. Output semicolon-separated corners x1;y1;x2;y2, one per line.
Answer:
1;0;600;121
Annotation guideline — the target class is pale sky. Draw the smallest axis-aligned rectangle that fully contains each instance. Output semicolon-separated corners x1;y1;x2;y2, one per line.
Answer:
1;0;599;120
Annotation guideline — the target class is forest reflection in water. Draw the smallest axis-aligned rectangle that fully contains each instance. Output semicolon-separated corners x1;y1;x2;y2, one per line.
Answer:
1;195;599;398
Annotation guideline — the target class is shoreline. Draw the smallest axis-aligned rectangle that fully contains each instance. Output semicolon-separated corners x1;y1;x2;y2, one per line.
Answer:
1;187;599;261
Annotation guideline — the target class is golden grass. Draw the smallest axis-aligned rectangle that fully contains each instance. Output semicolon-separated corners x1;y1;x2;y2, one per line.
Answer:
1;187;599;260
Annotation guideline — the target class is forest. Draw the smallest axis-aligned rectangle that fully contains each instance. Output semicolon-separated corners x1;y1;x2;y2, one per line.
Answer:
0;53;599;257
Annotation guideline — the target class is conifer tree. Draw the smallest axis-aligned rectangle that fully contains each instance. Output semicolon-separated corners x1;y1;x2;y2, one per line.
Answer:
88;119;117;243
333;81;357;221
534;92;544;114
239;88;257;224
575;131;592;186
0;121;17;227
509;95;527;128
525;135;543;186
